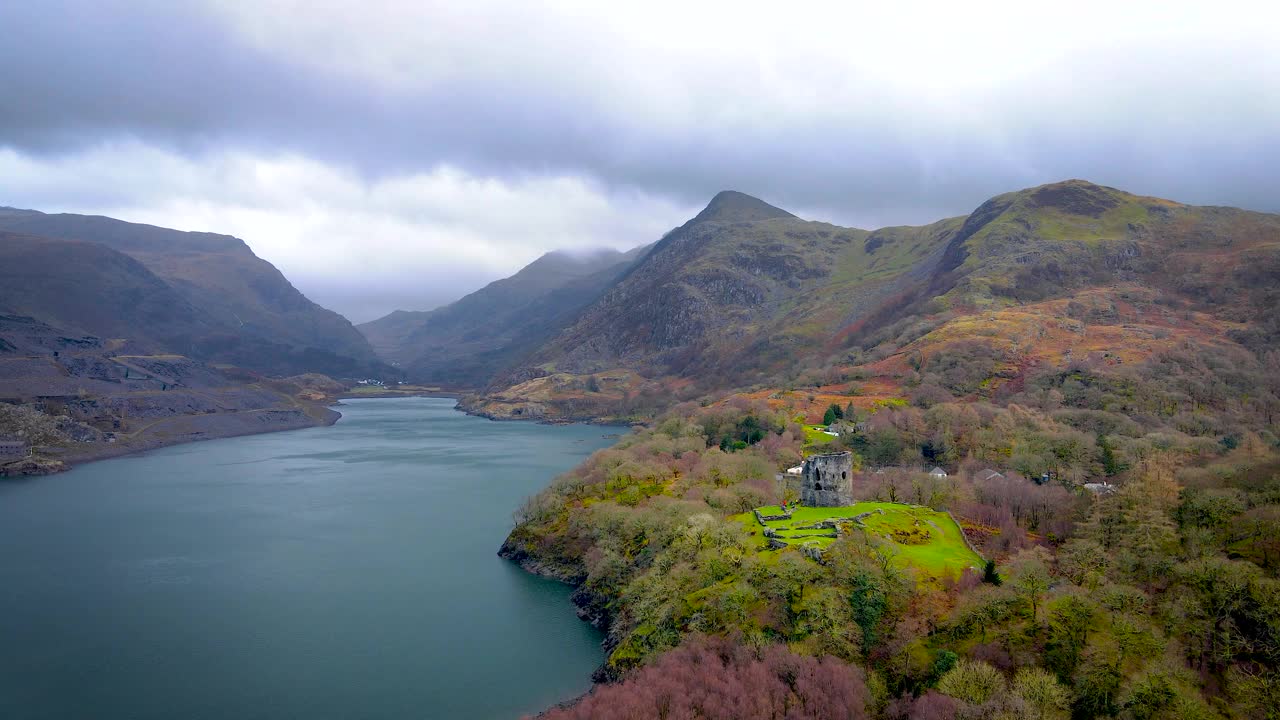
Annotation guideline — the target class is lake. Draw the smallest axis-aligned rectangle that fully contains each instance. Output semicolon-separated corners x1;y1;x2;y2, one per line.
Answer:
0;397;614;720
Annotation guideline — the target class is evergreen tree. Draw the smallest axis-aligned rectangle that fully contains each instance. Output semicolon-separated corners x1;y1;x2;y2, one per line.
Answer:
983;559;1002;586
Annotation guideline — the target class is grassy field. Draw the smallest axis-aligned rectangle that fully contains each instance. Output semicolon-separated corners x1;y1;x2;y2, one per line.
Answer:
801;425;838;452
734;502;984;580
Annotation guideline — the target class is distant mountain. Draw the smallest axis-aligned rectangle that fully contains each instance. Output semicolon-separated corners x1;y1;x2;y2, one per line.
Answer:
496;190;957;386
359;245;649;386
462;181;1280;420
0;207;387;377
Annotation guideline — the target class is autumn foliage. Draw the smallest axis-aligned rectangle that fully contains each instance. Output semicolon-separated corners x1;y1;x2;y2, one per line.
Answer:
534;636;869;720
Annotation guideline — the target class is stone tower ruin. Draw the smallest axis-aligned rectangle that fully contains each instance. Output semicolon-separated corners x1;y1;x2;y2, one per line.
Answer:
801;451;854;506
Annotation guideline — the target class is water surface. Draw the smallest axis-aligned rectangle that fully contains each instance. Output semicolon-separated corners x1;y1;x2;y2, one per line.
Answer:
0;397;612;720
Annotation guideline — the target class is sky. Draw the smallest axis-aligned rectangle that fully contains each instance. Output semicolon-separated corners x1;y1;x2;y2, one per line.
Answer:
2;0;1278;323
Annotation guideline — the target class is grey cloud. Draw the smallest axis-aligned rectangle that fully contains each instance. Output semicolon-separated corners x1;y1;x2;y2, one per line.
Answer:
4;1;1279;227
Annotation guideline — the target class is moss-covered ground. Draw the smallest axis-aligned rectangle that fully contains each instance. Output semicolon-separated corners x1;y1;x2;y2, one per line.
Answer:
733;502;984;579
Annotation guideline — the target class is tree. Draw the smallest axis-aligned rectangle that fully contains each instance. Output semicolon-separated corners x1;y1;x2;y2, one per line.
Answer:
537;636;871;720
1228;667;1280;720
1073;650;1122;718
1011;549;1052;629
937;659;1005;705
1057;539;1109;589
849;570;889;657
1045;594;1094;680
1120;671;1178;720
1099;434;1126;476
951;586;1018;643
1011;667;1071;720
824;403;844;426
1175;557;1261;673
982;559;1002;586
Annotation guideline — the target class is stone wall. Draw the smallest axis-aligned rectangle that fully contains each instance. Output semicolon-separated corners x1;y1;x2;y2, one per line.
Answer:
801;451;854;506
945;509;986;562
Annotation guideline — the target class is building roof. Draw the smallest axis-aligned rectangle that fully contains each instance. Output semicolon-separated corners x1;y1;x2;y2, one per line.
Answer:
929;466;947;476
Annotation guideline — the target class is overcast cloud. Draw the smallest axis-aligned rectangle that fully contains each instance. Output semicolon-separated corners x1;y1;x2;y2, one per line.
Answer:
2;0;1277;322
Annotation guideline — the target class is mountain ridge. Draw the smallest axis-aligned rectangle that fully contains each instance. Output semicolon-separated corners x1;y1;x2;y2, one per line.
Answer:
0;207;387;377
455;179;1280;421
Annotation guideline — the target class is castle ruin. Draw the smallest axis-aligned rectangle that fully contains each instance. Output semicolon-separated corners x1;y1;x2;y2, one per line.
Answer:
801;451;854;506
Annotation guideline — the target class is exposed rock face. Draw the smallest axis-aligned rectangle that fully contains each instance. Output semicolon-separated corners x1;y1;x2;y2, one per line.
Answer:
801;451;854;506
0;314;344;475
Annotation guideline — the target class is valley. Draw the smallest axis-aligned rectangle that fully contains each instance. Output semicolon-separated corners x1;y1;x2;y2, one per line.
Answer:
3;178;1277;719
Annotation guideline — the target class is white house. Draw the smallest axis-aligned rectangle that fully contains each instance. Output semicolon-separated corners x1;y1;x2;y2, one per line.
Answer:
929;466;948;478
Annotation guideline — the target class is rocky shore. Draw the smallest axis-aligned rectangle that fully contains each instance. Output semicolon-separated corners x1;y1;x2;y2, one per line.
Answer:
2;403;340;478
498;529;624;684
0;318;349;478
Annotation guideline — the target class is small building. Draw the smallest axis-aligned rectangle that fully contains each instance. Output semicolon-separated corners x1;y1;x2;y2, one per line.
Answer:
0;438;29;461
976;468;1005;482
929;466;948;478
801;451;854;507
1083;482;1117;495
784;465;804;477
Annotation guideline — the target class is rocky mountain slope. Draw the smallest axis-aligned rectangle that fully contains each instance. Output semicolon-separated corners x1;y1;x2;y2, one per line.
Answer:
462;181;1280;422
0;207;385;378
0;313;340;476
0;231;216;352
359;245;649;387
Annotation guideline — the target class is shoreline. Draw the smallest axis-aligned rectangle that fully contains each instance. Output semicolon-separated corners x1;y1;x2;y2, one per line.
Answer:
4;395;633;479
335;388;463;400
2;406;341;479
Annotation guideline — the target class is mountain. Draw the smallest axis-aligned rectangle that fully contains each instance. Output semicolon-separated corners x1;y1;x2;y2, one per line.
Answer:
0;231;214;352
0;312;342;476
500;183;1280;720
359;245;650;387
0;207;385;377
500;191;955;385
462;181;1280;421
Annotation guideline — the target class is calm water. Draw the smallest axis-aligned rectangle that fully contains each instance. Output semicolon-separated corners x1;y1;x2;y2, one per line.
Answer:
0;397;614;720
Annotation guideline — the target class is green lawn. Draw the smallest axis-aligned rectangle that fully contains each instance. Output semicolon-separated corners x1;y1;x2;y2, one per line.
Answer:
734;502;984;580
802;425;838;451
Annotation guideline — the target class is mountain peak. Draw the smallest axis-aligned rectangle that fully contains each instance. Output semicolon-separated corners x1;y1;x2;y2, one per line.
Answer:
692;190;796;224
1020;179;1129;218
